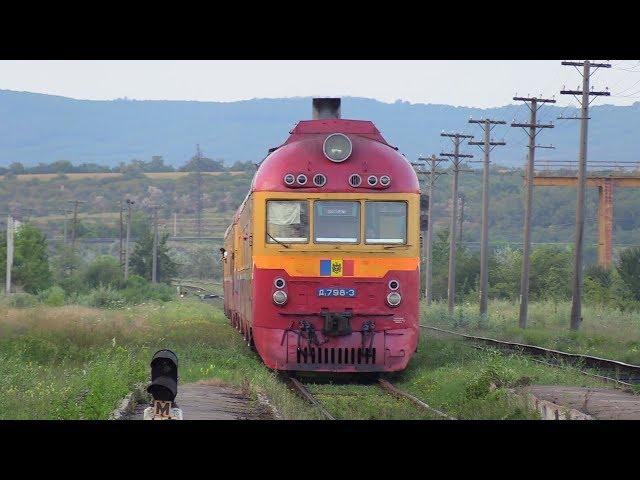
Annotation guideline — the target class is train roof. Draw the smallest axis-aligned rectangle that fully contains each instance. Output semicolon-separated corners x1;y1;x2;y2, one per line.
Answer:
251;118;420;194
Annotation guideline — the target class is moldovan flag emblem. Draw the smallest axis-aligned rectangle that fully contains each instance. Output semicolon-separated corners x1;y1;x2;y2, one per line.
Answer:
320;259;354;277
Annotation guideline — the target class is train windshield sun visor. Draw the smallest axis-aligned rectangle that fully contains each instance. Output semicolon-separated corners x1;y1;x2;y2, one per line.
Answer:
266;200;309;243
365;201;407;244
314;201;360;243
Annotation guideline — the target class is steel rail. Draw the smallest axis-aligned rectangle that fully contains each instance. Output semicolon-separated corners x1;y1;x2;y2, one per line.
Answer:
378;378;456;420
420;324;640;384
288;376;336;420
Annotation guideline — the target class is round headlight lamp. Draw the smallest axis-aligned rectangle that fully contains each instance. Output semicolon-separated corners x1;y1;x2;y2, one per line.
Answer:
273;290;288;305
323;133;352;163
386;292;402;307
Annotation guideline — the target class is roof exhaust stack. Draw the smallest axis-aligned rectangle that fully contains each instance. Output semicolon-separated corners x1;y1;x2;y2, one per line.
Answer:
312;98;341;120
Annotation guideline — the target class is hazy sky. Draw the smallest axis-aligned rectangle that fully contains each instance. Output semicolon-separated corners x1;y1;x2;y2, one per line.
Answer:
0;60;638;108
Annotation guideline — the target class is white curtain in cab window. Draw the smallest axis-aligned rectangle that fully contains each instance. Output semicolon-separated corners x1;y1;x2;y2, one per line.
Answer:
267;201;301;225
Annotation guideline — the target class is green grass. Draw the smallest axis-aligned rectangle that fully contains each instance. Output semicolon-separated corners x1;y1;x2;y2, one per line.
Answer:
423;300;640;365
0;300;320;420
0;298;621;420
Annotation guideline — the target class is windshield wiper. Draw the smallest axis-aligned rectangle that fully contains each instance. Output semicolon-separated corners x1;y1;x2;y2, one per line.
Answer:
266;231;290;249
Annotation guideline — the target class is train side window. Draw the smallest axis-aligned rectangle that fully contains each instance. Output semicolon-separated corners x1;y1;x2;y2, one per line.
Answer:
364;201;407;244
314;201;360;243
266;200;309;243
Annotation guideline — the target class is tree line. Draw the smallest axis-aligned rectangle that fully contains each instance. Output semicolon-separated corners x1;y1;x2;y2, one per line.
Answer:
427;227;640;312
0;156;256;176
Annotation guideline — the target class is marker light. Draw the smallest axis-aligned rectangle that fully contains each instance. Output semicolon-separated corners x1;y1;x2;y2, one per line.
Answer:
284;173;295;186
273;290;288;305
367;175;378;186
274;277;286;289
380;175;391;187
313;173;327;187
349;174;362;187
387;292;402;307
323;133;352;162
297;174;308;185
388;280;399;291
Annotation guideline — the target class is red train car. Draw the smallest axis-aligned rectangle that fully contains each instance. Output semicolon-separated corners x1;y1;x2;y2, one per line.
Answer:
222;98;420;372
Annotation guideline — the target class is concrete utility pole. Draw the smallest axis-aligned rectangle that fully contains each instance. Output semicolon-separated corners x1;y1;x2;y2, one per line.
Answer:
511;96;556;329
124;199;135;280
60;209;72;245
415;155;446;305
119;200;124;266
151;205;159;284
67;200;86;249
560;60;611;331
6;215;13;294
469;118;507;318
440;133;474;314
194;144;204;238
458;194;465;240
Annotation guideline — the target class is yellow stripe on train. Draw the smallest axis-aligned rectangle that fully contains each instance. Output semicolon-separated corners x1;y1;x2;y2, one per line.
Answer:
253;255;419;278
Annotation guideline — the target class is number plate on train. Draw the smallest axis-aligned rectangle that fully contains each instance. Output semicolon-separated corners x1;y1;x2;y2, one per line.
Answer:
317;288;357;297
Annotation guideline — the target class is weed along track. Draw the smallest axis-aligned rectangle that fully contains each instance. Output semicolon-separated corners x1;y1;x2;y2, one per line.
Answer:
286;374;454;420
421;324;640;388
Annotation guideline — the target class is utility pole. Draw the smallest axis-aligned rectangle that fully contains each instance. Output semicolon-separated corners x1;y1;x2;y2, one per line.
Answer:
119;200;124;266
173;212;177;237
511;96;556;329
458;194;465;240
440;133;474;314
124;199;135;280
416;155;446;305
60;208;72;245
469;118;507;318
560;60;611;331
6;215;13;294
151;205;159;284
67;200;86;249
194;144;204;238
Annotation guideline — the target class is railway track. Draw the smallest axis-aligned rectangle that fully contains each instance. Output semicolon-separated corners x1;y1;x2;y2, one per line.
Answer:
286;374;456;420
420;324;640;387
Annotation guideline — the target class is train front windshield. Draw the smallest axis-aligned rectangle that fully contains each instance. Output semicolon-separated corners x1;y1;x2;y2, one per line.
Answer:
314;201;360;243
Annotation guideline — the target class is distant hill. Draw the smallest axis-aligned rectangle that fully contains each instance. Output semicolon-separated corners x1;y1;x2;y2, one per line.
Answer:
1;90;639;168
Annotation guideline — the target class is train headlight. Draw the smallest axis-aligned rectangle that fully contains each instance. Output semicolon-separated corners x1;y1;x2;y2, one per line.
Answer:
273;290;288;305
323;133;352;163
386;292;402;307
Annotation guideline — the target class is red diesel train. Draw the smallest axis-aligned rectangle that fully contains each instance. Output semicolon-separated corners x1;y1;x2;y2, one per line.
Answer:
222;98;421;373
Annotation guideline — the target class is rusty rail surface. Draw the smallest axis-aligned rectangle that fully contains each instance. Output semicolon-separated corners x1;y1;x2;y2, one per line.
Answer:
378;378;456;420
288;376;336;420
421;324;640;385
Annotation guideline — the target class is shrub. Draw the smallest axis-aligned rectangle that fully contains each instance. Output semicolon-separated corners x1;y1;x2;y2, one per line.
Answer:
119;275;174;304
82;286;126;309
7;293;39;308
617;247;640;301
41;285;66;307
83;255;122;289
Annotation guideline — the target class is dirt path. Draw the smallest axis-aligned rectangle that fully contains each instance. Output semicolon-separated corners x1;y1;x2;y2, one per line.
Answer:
124;381;274;420
520;385;640;420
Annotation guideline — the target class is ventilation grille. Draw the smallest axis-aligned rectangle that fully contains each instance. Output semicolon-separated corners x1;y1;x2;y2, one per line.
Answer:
296;347;377;365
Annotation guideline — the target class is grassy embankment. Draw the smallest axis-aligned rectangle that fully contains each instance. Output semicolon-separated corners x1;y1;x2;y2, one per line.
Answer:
0;298;614;420
423;300;640;365
0;299;320;420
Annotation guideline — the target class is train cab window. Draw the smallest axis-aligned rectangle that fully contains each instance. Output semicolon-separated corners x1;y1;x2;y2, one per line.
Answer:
365;201;407;244
266;200;309;243
314;201;360;243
